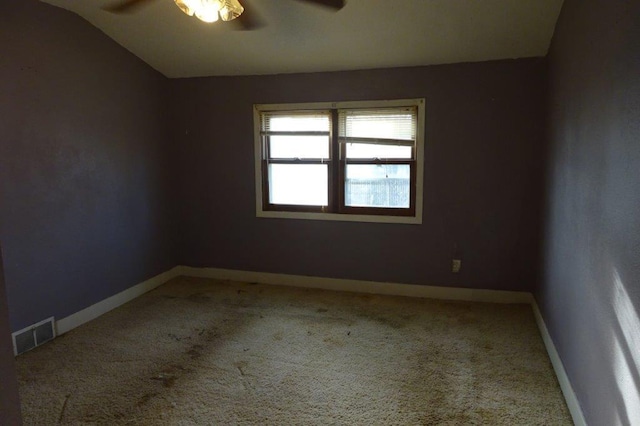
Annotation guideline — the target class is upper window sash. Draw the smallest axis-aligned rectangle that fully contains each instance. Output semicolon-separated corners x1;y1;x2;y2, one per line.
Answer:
260;110;332;162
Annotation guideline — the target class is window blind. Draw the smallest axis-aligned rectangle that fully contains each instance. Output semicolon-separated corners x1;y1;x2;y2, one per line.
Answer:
338;107;417;146
261;111;331;135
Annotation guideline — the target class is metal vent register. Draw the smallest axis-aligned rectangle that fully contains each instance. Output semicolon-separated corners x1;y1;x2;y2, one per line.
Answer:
12;317;56;355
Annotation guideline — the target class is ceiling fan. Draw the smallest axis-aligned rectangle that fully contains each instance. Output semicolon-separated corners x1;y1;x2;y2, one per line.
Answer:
103;0;346;30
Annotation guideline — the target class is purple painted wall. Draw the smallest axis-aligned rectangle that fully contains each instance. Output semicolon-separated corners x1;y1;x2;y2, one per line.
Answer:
0;0;175;331
7;1;638;424
0;246;21;424
171;59;547;291
539;0;640;424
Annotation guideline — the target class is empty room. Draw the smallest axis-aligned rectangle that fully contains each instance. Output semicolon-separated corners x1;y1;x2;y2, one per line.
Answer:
1;0;638;424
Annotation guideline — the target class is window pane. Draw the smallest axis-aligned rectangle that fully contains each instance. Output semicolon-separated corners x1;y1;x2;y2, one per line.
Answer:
269;164;328;206
263;113;330;132
269;135;329;159
346;143;412;159
345;164;410;208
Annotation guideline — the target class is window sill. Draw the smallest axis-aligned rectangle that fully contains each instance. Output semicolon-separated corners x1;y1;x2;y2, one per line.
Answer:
256;209;422;224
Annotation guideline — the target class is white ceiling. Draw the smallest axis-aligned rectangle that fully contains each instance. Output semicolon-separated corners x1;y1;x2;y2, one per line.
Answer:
40;0;564;78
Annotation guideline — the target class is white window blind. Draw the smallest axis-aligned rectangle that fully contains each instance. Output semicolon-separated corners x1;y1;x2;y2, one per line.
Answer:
338;107;417;146
261;111;331;135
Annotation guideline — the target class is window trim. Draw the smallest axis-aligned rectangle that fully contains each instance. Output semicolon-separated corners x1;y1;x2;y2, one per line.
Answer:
254;98;425;224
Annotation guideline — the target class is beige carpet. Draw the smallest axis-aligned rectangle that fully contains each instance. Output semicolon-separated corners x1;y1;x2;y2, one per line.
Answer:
17;277;572;425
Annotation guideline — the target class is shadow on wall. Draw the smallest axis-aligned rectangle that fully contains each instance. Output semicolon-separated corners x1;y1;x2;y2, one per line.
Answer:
0;244;22;424
610;268;640;424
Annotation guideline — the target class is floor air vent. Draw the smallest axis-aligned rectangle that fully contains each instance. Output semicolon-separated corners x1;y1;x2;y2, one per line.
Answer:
12;317;56;356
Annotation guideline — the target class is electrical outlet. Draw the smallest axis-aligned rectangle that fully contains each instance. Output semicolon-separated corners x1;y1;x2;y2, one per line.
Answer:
452;259;461;273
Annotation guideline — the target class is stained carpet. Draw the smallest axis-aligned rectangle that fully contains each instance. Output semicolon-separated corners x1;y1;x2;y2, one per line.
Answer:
17;276;572;425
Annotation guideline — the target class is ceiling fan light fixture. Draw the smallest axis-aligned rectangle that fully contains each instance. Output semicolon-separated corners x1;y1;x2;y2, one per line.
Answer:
219;0;244;21
172;0;242;23
195;0;222;23
173;0;197;16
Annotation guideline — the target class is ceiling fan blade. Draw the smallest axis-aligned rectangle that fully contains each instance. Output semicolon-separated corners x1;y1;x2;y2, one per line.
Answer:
293;0;346;10
233;5;265;30
227;0;264;31
102;0;157;14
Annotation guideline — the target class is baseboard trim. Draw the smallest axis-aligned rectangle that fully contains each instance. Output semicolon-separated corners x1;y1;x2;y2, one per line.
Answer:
531;300;586;426
179;266;533;304
55;266;182;336
54;266;531;337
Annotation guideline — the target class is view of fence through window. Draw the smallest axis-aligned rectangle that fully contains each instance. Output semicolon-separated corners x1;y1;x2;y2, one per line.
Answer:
345;163;410;208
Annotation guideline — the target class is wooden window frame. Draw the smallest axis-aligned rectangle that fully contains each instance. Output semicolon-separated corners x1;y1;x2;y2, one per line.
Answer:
254;99;425;225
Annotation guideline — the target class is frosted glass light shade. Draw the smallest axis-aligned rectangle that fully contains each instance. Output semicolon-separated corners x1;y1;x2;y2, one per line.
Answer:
219;0;244;21
174;0;198;16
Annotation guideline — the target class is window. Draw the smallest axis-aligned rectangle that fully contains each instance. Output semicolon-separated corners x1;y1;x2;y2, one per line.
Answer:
254;99;424;224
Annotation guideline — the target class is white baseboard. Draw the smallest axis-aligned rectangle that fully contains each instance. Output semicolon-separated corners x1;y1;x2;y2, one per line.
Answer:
531;300;586;426
179;266;533;304
55;266;182;336
53;266;530;337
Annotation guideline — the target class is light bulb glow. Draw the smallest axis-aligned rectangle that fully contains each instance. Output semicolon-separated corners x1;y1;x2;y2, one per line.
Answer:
195;0;221;23
175;0;243;23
